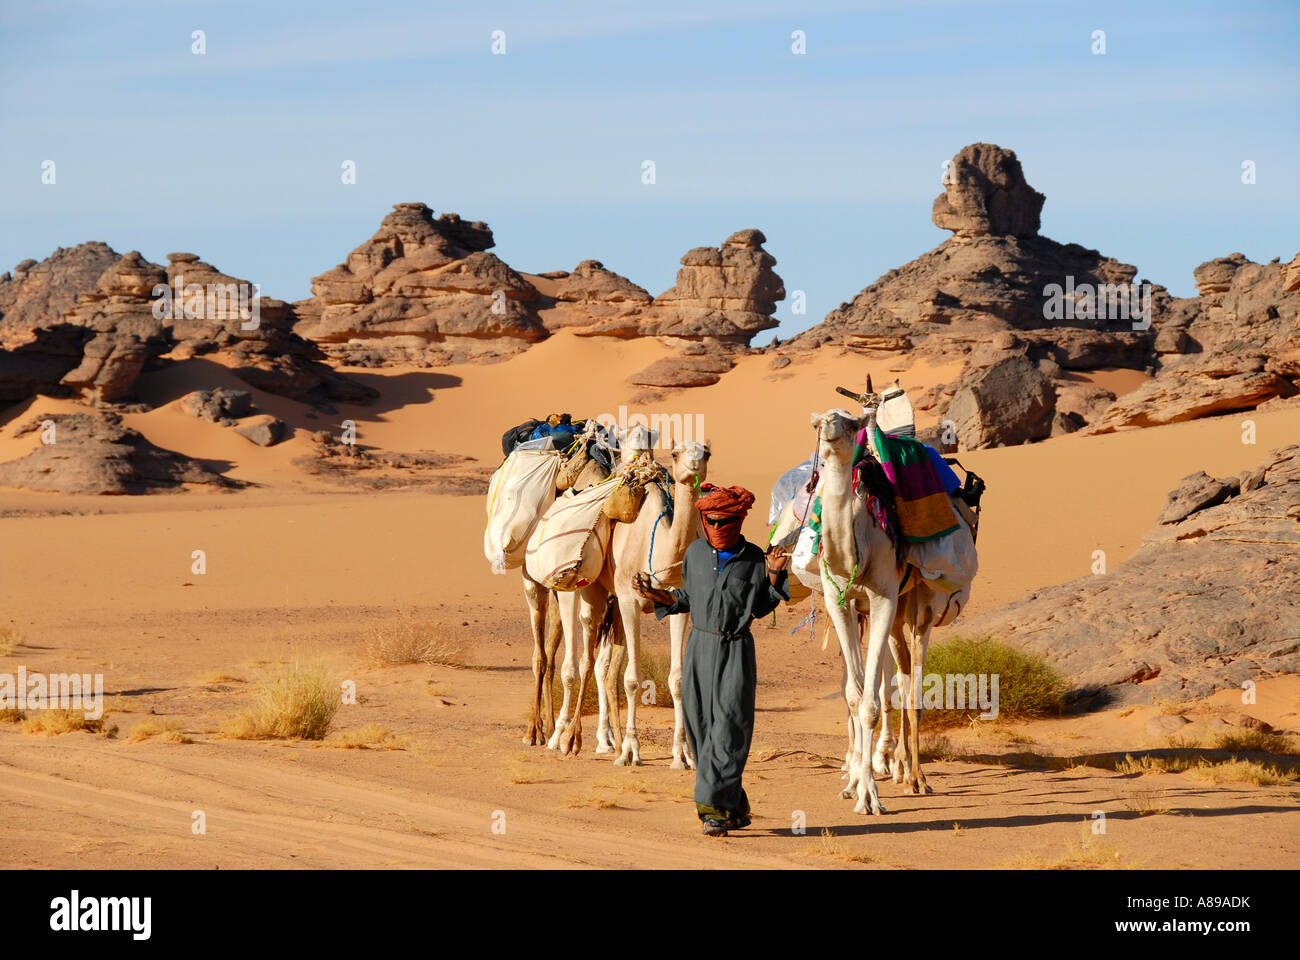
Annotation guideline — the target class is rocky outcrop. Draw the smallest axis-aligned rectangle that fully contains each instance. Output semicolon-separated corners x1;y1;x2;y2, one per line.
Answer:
1088;253;1300;433
56;252;169;403
1283;251;1300;293
0;412;243;494
0;244;159;403
932;143;1045;240
784;143;1300;447
575;229;785;343
642;229;785;341
0;242;122;332
627;353;734;388
959;446;1300;706
538;260;652;332
0;245;375;407
946;355;1055;449
293;202;547;366
179;388;253;424
233;415;286;447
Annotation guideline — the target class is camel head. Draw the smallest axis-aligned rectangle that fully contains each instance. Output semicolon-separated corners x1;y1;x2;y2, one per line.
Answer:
670;440;710;486
810;408;864;464
618;423;659;465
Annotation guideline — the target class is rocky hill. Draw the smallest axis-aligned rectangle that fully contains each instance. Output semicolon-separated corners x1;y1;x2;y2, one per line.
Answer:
0;244;375;407
783;143;1300;449
960;445;1300;707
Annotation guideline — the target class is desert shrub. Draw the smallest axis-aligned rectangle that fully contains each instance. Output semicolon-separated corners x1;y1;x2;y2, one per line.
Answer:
919;636;1068;728
21;710;115;737
365;620;464;667
224;659;338;740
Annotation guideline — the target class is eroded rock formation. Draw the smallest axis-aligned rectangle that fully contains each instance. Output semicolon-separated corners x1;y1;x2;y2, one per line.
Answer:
959;446;1300;706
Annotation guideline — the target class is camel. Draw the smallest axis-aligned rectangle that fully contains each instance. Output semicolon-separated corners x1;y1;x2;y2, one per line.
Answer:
771;446;900;786
517;422;614;747
545;424;659;757
810;401;903;816
594;439;710;768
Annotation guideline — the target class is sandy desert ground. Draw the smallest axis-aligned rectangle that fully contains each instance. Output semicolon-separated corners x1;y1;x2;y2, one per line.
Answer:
2;331;1298;868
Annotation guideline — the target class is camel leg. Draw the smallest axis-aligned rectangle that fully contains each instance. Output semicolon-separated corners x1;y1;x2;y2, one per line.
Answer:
872;624;897;778
822;585;865;800
614;594;644;766
890;611;913;785
854;586;896;816
668;612;694;770
542;588;562;739
558;589;607;756
840;656;855;777
547;589;582;751
904;595;936;796
593;597;619;755
522;576;550;746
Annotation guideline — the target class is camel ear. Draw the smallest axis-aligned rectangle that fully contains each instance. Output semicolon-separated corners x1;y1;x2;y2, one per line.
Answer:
809;411;821;426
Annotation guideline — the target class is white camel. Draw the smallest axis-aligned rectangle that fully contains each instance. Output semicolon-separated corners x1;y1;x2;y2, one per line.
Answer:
810;404;902;815
771;449;900;785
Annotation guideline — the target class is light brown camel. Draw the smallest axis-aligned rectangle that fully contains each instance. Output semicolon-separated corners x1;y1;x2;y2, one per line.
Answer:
811;401;904;816
594;440;710;767
546;424;658;756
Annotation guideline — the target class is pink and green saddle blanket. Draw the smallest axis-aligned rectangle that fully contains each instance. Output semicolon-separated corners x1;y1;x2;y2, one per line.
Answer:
855;426;960;544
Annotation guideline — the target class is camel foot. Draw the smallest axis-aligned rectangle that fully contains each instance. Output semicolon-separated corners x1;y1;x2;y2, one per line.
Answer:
614;735;642;766
854;797;887;816
559;722;582;757
545;723;566;751
670;749;695;771
871;752;891;778
594;741;614;755
839;787;856;800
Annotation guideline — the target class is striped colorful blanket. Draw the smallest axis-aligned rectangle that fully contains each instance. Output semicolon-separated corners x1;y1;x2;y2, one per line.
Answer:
856;427;959;543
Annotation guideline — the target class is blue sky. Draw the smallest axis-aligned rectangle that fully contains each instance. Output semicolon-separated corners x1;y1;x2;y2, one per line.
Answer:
2;0;1297;338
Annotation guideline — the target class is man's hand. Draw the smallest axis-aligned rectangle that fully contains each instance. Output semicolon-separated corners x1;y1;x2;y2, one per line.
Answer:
765;545;789;573
633;571;674;606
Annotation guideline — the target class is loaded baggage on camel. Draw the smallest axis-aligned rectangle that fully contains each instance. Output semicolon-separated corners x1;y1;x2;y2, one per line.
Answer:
524;448;667;591
484;417;619;575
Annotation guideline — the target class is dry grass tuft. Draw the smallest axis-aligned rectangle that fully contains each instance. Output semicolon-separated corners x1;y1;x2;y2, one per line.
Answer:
1188;759;1296;786
223;659;338;741
1115;753;1199;776
1123;785;1172;816
802;828;878;864
1003;831;1130;869
322;723;409;750
21;710;116;737
1211;729;1300;756
0;626;22;656
0;708;26;724
366;619;464;667
919;733;968;761
564;794;625;810
128;718;192;744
